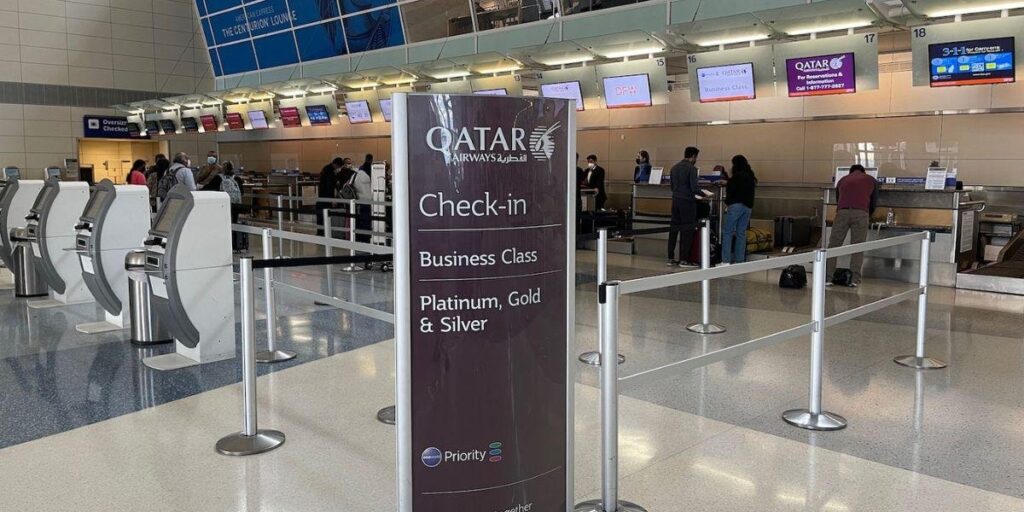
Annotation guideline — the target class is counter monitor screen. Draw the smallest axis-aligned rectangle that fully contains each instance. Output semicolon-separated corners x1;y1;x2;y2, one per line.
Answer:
379;99;393;122
200;115;219;131
786;52;856;97
248;110;269;129
82;190;109;221
225;112;245;130
127;122;141;137
153;197;184;235
306;105;333;125
279;106;301;127
344;101;371;124
181;117;199;132
929;37;1015;87
144;120;160;134
697;63;756;103
158;119;176;133
539;81;585;111
474;88;508;96
602;74;653;108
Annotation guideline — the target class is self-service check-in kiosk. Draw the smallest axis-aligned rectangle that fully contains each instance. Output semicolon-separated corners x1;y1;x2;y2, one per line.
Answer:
0;170;44;289
25;178;92;308
142;185;236;370
74;180;151;334
0;167;23;287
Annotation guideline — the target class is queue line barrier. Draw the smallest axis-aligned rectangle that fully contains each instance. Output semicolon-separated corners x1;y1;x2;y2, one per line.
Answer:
577;230;946;512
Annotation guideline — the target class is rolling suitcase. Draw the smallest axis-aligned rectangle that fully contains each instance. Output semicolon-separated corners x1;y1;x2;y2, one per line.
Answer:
774;216;813;247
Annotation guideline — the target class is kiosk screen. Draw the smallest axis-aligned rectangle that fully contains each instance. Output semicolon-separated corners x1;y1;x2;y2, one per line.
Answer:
153;198;184;234
82;190;109;221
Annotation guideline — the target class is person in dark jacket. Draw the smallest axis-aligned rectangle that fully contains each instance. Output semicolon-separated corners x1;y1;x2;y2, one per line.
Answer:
633;150;652;183
667;146;702;266
721;155;758;265
359;154;373;173
317;157;344;236
826;164;879;287
584;154;607;210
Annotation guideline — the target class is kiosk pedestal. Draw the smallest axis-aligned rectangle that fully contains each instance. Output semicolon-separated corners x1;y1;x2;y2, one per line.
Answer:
25;178;92;309
0;174;44;292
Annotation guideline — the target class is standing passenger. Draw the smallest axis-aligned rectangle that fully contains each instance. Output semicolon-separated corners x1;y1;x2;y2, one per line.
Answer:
633;150;652;183
196;150;221;185
667;146;701;267
317;157;344;236
126;159;147;186
169;152;196;192
351;163;373;244
721;155;757;265
826;164;878;287
584;155;607;211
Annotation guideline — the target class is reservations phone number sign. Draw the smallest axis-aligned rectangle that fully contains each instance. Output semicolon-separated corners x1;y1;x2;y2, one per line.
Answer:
786;52;857;97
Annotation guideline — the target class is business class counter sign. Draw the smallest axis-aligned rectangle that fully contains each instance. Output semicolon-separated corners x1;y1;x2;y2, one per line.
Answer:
393;93;575;512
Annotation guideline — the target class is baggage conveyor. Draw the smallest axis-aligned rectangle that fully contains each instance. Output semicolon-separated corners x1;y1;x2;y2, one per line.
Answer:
958;232;1024;295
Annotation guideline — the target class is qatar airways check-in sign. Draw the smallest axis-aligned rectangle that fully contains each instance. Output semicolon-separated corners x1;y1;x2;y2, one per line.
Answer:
393;93;575;512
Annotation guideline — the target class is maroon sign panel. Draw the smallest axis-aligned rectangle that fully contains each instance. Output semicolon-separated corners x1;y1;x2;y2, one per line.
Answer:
397;93;573;512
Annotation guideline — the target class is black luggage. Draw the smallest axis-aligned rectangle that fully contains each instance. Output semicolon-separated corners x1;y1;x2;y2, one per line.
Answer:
832;268;854;287
779;265;808;289
774;216;812;247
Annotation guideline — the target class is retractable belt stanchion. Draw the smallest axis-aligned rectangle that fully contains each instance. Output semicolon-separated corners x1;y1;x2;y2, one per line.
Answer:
324;213;336;299
341;199;361;273
782;249;847;431
216;257;286;456
275;195;284;257
895;235;948;370
576;282;646;512
686;219;726;334
256;229;296;364
580;229;624;367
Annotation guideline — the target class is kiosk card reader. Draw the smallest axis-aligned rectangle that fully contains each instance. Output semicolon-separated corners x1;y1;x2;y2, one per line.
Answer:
26;178;92;308
0;172;44;287
75;180;151;334
142;185;236;370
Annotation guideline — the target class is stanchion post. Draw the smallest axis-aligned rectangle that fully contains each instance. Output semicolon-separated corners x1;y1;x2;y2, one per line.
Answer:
687;220;726;334
580;229;624;367
341;199;361;273
256;229;296;364
575;282;646;512
782;249;847;431
275;195;284;256
216;257;286;456
895;234;947;369
325;213;335;298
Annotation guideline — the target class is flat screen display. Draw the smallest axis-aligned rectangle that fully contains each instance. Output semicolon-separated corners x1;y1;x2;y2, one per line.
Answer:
602;74;653;108
929;37;1016;87
248;110;269;129
153;197;184;234
786;52;856;97
31;184;56;212
181;117;199;132
225;112;245;130
200;115;219;131
158;119;177;133
82;190;109;220
344;101;371;124
279;106;302;127
144;120;160;133
306;104;332;125
696;63;756;103
474;88;508;96
379;99;392;122
539;81;585;111
127;122;141;137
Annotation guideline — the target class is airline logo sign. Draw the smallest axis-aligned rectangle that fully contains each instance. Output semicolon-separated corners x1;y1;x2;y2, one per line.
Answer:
425;123;561;163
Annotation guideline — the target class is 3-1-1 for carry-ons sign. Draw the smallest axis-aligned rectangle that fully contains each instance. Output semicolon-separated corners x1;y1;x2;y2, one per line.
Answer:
393;93;576;512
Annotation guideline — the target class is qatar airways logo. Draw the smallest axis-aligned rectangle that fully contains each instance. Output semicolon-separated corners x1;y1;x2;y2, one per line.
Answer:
794;55;848;73
425;123;561;163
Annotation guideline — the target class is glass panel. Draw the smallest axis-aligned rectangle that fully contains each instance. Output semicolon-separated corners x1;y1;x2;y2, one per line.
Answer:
560;0;651;17
343;6;405;53
340;0;399;15
295;20;349;61
400;0;473;42
289;0;341;26
253;32;301;68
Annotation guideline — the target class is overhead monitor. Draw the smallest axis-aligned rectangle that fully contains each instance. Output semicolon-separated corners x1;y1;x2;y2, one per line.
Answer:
200;115;219;131
602;74;653;109
144;120;160;134
696;63;756;103
181;117;199;132
474;88;508;96
344;101;372;124
225;112;245;130
786;52;856;97
379;99;393;122
279;106;302;127
158;119;177;133
306;104;332;125
929;37;1015;87
248;110;269;129
127;122;141;137
539;81;585;111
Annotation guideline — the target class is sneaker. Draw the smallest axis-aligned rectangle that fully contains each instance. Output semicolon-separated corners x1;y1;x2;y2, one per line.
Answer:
848;282;859;288
678;261;697;268
666;259;679;267
825;282;834;287
719;262;732;267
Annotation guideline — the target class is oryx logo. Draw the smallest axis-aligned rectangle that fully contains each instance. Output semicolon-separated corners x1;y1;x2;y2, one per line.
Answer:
421;447;442;468
529;122;561;162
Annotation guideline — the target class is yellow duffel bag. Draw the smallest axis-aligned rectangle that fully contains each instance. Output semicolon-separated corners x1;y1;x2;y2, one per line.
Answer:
747;226;773;253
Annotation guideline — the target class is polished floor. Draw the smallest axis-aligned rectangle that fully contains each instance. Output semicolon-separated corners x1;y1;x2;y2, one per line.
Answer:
1;244;1023;511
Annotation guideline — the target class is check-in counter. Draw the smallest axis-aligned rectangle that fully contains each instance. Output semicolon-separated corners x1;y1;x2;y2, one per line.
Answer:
631;183;724;258
823;188;985;287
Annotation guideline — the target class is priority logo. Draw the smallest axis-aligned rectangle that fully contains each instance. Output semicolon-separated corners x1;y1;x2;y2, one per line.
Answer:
420;442;504;468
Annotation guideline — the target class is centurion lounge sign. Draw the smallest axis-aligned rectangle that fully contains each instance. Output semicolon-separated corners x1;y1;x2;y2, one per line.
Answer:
392;93;576;512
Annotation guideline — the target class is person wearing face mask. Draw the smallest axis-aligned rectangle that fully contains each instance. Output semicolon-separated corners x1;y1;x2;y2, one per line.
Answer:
169;152;196;192
633;150;652;183
196;150;222;185
584;155;607;211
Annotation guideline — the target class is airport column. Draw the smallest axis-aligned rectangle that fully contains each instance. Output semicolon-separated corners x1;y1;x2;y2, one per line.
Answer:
393;93;576;511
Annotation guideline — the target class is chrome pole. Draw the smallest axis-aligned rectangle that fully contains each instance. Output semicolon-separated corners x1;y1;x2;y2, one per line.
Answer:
257;230;295;364
216;257;286;456
687;220;725;334
341;199;361;273
783;249;847;431
275;195;284;256
325;213;335;298
895;235;947;369
287;185;294;223
580;229;623;367
575;282;646;512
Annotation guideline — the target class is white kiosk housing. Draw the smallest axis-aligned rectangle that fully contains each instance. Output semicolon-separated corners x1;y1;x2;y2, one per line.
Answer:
26;178;92;307
142;185;235;370
0;167;30;286
75;180;151;333
1;176;45;289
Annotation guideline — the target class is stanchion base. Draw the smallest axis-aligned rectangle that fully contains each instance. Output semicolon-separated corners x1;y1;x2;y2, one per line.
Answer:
143;353;200;371
578;351;626;366
893;355;947;370
686;323;727;334
340;265;363;273
256;349;297;364
377;405;396;425
75;321;126;334
782;409;847;431
574;499;648;512
215;430;286;456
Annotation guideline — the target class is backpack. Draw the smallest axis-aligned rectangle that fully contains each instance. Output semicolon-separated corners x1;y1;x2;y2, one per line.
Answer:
220;175;241;204
156;170;178;200
145;171;159;198
832;268;854;287
339;172;358;200
779;265;807;289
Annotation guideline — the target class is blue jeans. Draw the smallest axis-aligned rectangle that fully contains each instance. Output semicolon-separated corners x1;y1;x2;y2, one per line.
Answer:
722;204;752;264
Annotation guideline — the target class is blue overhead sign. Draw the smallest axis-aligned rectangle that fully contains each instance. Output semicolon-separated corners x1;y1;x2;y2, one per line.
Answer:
83;116;148;139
